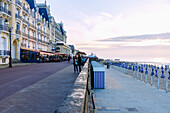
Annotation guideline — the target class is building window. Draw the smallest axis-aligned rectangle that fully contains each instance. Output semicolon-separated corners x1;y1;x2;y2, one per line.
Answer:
2;58;6;63
28;42;30;48
28;30;30;38
1;38;6;50
33;43;35;49
33;32;35;37
16;23;20;30
0;17;3;25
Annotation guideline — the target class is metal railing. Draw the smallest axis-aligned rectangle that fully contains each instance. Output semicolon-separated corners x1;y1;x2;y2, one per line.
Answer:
0;6;11;15
23;18;28;24
16;29;21;35
22;32;28;37
15;0;21;6
15;13;22;20
23;6;29;14
0;24;9;32
0;50;9;56
37;19;41;24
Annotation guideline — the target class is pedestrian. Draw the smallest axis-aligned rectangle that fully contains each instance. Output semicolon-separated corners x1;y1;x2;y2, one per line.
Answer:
78;54;82;73
73;56;78;73
68;55;71;63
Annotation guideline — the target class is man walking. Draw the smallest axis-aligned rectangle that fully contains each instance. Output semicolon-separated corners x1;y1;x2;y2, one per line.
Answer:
78;54;82;73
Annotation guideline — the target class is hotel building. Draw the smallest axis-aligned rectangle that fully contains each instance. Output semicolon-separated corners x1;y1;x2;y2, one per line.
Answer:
0;0;70;64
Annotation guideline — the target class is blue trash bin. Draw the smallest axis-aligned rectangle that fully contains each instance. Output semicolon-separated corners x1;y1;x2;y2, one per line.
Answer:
91;61;105;89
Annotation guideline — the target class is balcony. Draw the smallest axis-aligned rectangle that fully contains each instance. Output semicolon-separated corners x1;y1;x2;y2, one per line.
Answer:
0;24;9;32
29;35;36;41
21;43;26;47
22;32;28;37
29;23;36;29
16;29;21;35
23;18;28;24
45;41;49;45
55;36;64;42
15;13;22;20
0;6;11;16
23;6;29;14
15;0;21;6
36;19;41;25
0;50;9;56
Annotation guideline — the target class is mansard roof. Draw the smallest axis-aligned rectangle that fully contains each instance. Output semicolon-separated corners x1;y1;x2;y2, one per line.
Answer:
37;3;50;21
26;0;36;9
58;23;64;35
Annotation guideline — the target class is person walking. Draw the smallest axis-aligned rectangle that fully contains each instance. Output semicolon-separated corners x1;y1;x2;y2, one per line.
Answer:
68;55;71;63
78;54;82;73
73;56;78;73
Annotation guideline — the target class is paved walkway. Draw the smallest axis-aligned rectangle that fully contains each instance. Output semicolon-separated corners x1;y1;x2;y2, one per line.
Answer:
0;62;71;101
94;67;170;113
0;65;78;113
0;63;34;69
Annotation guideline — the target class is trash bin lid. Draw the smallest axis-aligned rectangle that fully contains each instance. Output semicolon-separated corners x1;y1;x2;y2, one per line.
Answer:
91;61;105;71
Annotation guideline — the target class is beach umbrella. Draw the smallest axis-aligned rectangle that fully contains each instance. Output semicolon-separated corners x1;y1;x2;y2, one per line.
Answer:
168;70;170;79
161;66;165;78
151;68;154;76
155;69;158;77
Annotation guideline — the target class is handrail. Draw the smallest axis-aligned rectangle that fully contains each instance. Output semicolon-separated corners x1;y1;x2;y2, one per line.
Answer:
55;59;91;113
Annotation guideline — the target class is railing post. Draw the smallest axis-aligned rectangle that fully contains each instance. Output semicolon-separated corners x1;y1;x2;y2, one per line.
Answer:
151;67;154;86
145;66;148;83
166;70;170;93
141;66;144;81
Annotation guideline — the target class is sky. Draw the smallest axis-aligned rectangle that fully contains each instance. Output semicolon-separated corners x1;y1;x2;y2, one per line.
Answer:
37;0;170;63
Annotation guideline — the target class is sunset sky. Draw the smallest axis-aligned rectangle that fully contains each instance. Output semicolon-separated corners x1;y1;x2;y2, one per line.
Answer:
37;0;170;63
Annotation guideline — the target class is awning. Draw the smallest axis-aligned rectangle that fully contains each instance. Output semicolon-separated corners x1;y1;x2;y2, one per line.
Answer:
40;51;55;56
20;47;40;52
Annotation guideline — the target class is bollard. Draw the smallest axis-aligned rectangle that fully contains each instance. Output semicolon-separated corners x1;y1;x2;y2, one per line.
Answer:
141;66;144;81
145;67;148;83
151;68;154;86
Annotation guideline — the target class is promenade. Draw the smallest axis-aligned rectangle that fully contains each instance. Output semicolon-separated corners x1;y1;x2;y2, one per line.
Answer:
94;67;170;113
0;62;78;113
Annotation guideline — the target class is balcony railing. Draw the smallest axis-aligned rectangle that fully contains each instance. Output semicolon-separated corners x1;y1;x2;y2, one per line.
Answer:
37;19;41;24
23;18;28;24
15;0;21;6
29;24;35;29
0;6;11;16
0;50;9;56
16;29;21;35
21;43;26;47
15;13;22;20
29;35;36;40
23;6;29;14
0;24;9;32
22;32;28;37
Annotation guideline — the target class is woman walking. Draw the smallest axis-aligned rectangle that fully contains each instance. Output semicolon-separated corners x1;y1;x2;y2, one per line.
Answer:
73;56;78;73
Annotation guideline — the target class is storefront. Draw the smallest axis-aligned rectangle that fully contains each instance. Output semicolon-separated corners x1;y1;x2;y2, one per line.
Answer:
20;48;40;63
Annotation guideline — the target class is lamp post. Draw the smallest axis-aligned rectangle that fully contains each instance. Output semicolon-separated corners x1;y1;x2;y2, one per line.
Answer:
5;19;12;68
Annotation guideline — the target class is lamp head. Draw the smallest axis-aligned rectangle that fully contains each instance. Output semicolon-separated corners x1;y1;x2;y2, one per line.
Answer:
5;19;9;26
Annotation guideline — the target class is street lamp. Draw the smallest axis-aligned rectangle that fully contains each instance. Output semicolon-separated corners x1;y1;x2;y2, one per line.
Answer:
5;19;12;68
